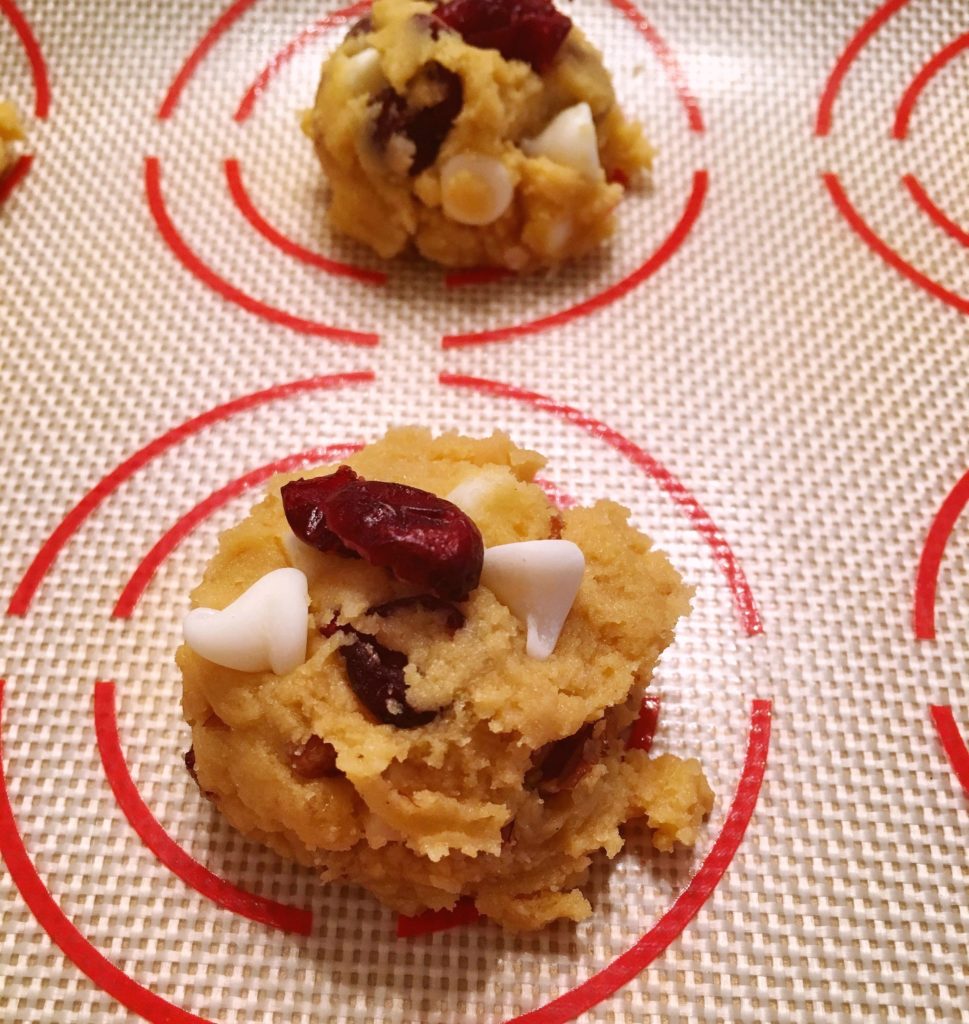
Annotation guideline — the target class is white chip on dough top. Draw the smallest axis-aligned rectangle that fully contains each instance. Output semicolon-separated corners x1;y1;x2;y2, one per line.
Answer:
183;567;309;675
480;540;585;660
522;103;603;179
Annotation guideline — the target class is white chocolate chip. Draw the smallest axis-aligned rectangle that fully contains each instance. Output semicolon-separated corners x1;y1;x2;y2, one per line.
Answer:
480;540;585;660
522;103;603;179
339;47;385;95
446;467;518;520
440;153;514;226
545;215;573;254
183;568;309;675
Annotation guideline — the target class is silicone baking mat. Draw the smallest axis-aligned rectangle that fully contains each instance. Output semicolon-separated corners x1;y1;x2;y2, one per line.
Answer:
1;0;966;1020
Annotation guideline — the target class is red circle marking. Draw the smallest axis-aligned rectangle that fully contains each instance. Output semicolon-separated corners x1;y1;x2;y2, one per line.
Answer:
822;172;969;315
929;705;969;800
0;680;215;1024
145;157;379;344
894;31;969;140
442;169;707;347
606;0;703;132
6;371;374;617
94;681;313;935
114;444;363;618
0;0;49;117
224;158;387;285
914;468;969;640
815;0;911;137
440;372;763;636
0;152;32;205
158;0;260;120
903;174;969;248
444;267;513;289
508;699;771;1023
234;0;371;122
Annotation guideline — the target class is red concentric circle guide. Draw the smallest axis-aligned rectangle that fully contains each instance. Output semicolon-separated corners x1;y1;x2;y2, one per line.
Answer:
151;0;708;344
817;0;969;314
4;370;769;1021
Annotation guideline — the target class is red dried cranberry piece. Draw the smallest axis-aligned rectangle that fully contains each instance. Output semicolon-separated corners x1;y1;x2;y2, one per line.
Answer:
370;62;464;176
282;468;483;601
345;13;372;38
184;746;217;799
329;623;437;728
434;0;571;72
290;735;342;778
525;722;596;795
281;466;360;558
367;594;465;632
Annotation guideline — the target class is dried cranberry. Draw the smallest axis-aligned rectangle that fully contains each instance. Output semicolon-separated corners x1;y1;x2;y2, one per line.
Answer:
281;466;360;558
328;623;437;728
526;723;596;796
282;468;483;601
345;13;372;38
370;62;464;176
184;746;198;783
290;735;342;778
549;512;565;539
434;0;571;72
367;594;465;632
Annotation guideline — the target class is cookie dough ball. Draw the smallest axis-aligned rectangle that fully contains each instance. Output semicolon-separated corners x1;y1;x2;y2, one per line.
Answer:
302;0;652;270
177;429;712;931
0;101;24;177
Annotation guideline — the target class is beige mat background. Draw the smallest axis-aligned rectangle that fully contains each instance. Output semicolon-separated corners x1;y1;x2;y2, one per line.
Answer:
1;0;966;1021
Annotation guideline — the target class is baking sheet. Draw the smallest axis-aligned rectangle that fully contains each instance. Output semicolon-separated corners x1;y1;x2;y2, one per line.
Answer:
1;0;967;1021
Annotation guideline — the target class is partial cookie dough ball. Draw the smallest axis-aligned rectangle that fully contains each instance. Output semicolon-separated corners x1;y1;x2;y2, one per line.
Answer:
302;0;652;271
0;101;25;177
177;429;713;932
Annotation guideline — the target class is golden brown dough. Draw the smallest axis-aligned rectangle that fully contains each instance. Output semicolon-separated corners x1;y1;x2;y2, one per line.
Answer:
178;429;713;931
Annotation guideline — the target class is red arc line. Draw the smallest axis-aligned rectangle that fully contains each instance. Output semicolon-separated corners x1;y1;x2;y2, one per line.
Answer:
903;175;969;248
508;699;772;1024
444;267;512;288
234;0;372;122
113;443;363;618
894;31;969;139
397;898;481;938
439;373;763;636
224;158;386;284
0;680;215;1024
145;157;379;344
0;0;49;117
0;152;32;204
822;172;969;315
158;0;260;119
6;371;374;616
929;706;969;799
442;169;708;347
914;468;969;640
607;0;703;132
94;681;312;934
815;0;910;136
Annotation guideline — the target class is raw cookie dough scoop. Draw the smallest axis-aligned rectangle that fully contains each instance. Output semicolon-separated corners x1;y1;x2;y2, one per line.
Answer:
302;0;653;270
177;429;713;931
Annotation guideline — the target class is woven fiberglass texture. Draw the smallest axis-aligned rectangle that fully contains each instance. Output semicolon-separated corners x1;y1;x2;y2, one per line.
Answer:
0;0;967;1021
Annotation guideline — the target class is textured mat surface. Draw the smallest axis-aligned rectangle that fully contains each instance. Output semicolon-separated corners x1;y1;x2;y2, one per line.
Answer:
1;0;967;1021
